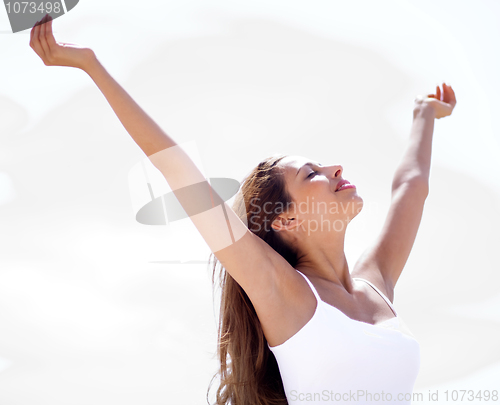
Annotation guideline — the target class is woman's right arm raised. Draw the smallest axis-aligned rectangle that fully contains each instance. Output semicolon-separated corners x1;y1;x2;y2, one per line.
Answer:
29;16;297;308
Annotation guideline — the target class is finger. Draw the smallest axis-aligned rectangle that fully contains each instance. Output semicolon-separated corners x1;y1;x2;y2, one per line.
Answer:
32;20;47;61
39;15;51;60
443;84;457;106
436;85;441;101
442;84;451;104
445;84;457;106
45;15;57;49
30;19;40;47
30;20;37;45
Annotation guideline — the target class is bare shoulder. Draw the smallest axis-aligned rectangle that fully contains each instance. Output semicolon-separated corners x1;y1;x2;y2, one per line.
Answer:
213;226;316;347
253;258;318;348
351;262;395;304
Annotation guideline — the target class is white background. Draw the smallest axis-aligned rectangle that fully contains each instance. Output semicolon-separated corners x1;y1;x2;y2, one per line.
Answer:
0;0;499;403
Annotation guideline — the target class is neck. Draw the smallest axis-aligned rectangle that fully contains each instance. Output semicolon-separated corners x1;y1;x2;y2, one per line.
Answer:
294;230;353;293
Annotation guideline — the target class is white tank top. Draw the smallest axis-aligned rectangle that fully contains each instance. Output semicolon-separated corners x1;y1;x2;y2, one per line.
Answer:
268;271;421;405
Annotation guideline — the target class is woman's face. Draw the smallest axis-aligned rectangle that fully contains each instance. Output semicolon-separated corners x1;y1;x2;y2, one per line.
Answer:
277;155;363;233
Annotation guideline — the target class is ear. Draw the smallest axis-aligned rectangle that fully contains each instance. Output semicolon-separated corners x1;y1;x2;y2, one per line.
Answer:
271;216;304;232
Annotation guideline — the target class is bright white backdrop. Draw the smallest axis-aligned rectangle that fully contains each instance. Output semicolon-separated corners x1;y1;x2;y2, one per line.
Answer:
0;0;499;404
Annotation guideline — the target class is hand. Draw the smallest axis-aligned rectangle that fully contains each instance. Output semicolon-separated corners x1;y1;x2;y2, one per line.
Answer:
414;82;457;119
29;14;96;71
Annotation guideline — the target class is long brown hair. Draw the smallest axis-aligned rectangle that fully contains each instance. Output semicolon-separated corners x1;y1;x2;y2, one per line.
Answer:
206;153;299;405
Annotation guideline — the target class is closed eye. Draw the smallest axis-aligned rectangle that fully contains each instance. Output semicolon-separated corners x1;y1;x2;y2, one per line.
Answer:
307;171;318;178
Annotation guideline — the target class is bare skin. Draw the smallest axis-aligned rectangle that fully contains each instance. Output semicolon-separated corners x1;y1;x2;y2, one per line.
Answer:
29;14;457;348
272;157;361;289
256;93;455;346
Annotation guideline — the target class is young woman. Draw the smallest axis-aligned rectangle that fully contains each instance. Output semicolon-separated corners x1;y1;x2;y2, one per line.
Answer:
30;15;457;405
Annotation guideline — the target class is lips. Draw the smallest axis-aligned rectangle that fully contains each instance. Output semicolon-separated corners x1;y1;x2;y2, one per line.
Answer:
335;179;351;191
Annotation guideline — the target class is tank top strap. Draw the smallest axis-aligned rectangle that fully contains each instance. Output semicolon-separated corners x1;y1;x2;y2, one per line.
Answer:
296;271;323;304
352;277;398;317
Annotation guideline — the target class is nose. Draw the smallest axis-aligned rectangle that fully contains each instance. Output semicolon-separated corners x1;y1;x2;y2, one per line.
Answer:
327;164;343;178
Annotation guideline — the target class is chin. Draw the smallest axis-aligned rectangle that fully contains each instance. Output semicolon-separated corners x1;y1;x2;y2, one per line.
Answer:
350;194;364;217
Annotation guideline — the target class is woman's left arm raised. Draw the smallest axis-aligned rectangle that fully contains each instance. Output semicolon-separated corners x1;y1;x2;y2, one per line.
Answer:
354;83;457;297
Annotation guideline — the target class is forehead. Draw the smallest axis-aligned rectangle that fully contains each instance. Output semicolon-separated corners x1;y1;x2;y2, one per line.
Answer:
279;155;316;169
279;155;317;173
279;155;318;182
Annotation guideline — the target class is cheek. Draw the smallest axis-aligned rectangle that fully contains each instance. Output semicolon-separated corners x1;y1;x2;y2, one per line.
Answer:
307;190;339;215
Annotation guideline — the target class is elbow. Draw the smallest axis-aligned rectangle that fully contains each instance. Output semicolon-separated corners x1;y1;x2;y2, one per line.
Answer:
392;176;429;199
411;176;429;198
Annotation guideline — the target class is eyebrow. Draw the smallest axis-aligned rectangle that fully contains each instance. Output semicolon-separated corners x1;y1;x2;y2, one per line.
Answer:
296;162;318;177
